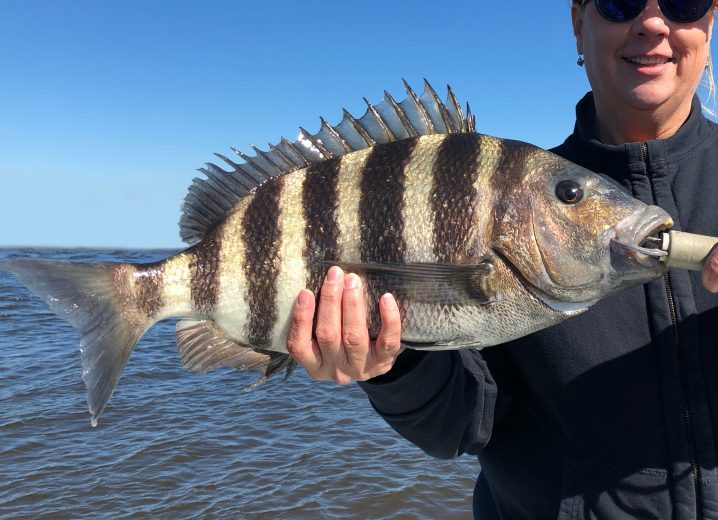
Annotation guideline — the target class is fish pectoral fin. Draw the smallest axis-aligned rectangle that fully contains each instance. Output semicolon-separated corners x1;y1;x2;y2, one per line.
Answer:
401;339;485;350
175;320;295;386
313;259;499;305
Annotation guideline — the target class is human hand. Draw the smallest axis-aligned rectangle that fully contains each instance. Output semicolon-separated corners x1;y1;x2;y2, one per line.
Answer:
286;266;404;384
702;247;718;293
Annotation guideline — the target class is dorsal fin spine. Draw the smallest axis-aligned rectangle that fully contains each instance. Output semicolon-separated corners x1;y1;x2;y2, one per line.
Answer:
423;79;456;133
199;165;237;209
446;85;464;131
363;97;395;142
214;152;240;170
320;117;352;153
280;137;311;167
300;127;333;159
230;149;270;184
179;80;475;245
269;142;303;170
204;163;249;201
466;103;476;133
236;150;273;180
342;108;376;146
383;90;418;137
252;145;286;173
403;79;435;133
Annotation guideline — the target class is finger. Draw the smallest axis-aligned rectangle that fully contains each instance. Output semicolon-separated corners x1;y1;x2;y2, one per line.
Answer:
341;273;370;370
372;292;403;366
314;266;345;365
286;290;322;373
702;248;718;293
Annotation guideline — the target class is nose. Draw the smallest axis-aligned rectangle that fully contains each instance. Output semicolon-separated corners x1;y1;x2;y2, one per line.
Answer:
632;0;670;37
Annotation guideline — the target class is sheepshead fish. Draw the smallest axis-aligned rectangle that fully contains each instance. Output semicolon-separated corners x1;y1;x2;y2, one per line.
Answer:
1;80;673;425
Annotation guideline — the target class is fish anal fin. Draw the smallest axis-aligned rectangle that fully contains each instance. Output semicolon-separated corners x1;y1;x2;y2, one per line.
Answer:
175;320;295;385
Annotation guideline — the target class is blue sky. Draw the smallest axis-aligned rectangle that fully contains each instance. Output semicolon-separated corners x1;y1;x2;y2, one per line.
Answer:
1;1;716;248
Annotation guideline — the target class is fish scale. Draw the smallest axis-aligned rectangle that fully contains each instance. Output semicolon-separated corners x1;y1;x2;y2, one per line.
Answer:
0;81;673;424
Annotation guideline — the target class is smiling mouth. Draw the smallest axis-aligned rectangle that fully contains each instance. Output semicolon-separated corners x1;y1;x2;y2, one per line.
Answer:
624;56;672;66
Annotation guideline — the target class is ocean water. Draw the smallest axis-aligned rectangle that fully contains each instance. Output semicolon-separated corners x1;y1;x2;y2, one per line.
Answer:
0;248;478;519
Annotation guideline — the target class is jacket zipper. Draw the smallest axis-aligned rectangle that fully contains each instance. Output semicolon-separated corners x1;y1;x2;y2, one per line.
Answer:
643;142;702;517
665;273;702;517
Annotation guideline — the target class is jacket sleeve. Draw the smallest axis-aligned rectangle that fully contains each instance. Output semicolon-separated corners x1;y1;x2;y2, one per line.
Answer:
357;348;498;459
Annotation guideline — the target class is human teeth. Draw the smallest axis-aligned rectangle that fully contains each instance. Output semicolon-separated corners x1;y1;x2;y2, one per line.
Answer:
626;56;670;65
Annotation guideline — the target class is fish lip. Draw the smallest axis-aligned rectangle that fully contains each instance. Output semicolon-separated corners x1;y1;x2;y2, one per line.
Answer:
611;207;673;267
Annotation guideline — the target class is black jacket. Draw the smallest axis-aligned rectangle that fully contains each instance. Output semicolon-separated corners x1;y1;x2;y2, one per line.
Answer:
359;93;718;519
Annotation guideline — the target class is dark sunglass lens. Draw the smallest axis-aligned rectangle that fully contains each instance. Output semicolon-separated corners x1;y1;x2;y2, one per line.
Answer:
595;0;646;22
661;0;712;23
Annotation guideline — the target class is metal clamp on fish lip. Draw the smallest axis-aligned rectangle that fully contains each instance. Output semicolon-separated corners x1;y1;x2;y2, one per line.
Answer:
619;230;718;271
654;230;718;271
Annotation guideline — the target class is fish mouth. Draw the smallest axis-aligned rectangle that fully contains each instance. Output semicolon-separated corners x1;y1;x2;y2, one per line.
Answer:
610;206;673;268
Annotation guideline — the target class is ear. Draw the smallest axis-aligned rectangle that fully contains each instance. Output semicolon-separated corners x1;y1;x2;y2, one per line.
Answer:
572;2;584;54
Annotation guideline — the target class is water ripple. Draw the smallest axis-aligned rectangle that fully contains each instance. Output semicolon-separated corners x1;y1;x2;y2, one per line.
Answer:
0;248;477;518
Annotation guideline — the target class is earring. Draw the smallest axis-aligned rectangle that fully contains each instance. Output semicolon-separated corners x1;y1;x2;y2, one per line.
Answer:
577;54;585;67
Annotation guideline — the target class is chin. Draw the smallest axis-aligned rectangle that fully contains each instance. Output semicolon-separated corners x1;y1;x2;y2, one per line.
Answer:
624;86;675;111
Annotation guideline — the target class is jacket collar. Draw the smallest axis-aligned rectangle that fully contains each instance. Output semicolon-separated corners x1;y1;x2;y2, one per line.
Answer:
561;92;712;176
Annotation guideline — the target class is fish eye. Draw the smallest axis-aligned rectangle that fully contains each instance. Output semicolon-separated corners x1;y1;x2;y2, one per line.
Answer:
555;180;584;205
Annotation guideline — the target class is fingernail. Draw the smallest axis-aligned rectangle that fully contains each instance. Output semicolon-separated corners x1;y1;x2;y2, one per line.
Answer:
345;274;359;289
381;293;396;311
326;266;341;282
297;290;311;308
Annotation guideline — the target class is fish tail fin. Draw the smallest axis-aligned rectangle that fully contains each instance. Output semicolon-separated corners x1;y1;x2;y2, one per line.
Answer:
1;259;160;426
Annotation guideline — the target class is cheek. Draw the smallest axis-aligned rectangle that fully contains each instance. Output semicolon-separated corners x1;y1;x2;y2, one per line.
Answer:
581;22;626;65
571;198;624;237
673;28;712;74
539;197;632;258
532;206;605;287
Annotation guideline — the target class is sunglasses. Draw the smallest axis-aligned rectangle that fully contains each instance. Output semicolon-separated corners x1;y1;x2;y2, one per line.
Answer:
579;0;713;23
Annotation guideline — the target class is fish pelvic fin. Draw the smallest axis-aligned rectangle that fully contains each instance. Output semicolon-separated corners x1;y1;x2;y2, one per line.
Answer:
1;259;164;426
175;319;296;387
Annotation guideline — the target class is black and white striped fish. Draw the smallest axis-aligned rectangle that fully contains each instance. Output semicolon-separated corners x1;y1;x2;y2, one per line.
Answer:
1;80;673;425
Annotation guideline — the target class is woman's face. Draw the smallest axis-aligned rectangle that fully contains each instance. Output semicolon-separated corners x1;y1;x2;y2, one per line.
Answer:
572;1;714;116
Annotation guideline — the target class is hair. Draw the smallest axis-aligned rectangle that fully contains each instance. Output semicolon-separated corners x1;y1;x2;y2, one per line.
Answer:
704;1;718;116
703;54;716;118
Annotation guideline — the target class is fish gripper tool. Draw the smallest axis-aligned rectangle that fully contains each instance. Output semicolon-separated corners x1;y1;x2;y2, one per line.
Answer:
659;230;718;271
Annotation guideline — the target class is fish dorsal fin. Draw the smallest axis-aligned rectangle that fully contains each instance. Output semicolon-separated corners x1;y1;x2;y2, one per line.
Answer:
179;79;476;245
175;319;295;386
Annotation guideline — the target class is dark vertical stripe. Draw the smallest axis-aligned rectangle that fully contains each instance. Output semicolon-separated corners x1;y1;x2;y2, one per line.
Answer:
189;235;222;312
134;262;165;318
359;138;418;334
302;158;341;295
487;139;536;233
360;139;416;263
431;133;483;263
242;178;284;347
114;263;164;322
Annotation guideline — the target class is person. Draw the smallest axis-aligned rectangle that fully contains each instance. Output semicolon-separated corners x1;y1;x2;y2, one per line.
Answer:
287;0;718;517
